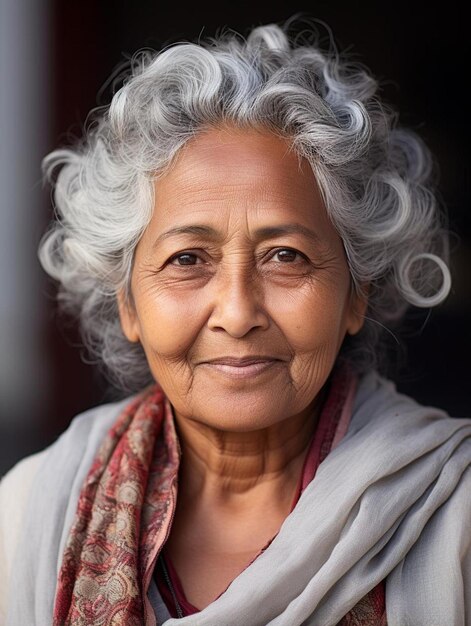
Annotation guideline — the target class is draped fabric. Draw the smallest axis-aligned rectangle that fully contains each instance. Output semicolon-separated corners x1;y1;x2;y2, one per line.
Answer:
54;366;387;625
4;369;470;626
154;367;386;623
53;386;180;625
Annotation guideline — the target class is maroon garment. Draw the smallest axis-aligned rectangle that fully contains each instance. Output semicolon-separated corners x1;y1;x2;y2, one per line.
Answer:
155;368;387;623
156;441;311;617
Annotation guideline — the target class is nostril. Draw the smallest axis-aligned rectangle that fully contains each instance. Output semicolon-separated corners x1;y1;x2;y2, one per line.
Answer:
208;300;270;337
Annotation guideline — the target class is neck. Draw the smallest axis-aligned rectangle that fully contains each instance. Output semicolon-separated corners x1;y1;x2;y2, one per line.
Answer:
172;396;324;509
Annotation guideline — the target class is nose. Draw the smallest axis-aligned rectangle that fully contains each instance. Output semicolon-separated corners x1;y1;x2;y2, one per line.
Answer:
207;268;270;338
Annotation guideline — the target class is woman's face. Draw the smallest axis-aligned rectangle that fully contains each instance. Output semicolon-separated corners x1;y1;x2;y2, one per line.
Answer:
119;126;366;431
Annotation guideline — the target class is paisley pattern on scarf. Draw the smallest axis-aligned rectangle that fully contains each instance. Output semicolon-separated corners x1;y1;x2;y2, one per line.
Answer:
53;386;180;626
53;366;386;625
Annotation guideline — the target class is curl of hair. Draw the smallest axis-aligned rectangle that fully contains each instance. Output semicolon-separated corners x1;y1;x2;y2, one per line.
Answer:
39;21;451;392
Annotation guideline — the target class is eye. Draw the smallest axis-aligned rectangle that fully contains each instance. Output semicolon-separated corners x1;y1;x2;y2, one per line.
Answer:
272;248;305;263
169;252;202;266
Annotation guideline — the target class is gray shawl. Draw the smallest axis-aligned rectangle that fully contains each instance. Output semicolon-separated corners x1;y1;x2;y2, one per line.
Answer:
5;372;471;625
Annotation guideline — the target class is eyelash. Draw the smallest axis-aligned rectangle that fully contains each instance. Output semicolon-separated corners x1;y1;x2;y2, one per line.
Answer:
167;247;308;267
270;248;306;263
168;251;204;266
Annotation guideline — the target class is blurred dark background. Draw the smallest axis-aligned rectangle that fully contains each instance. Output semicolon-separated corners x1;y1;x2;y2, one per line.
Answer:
1;0;469;475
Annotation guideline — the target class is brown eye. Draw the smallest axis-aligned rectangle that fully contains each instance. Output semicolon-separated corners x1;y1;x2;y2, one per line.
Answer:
171;253;199;266
275;249;299;262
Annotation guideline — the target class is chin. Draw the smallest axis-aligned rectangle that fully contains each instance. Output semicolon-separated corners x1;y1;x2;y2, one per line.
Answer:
187;395;299;433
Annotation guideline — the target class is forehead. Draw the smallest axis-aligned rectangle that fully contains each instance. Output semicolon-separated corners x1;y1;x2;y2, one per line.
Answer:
149;125;330;235
170;125;301;176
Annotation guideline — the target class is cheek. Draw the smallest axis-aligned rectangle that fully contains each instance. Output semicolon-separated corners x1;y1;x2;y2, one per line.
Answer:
266;279;350;356
133;285;209;359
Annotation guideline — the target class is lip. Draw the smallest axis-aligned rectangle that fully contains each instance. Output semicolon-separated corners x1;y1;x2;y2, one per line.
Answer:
201;356;283;366
198;356;284;380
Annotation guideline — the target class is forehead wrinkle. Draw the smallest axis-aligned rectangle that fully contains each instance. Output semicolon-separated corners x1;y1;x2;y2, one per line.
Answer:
155;139;317;212
149;127;333;253
162;154;307;201
150;221;331;253
160;182;258;208
156;176;316;217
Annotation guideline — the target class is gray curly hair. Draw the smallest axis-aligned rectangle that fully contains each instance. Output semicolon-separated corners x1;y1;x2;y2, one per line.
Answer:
39;21;451;392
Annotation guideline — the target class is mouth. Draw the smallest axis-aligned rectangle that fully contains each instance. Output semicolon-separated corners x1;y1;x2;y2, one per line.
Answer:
198;356;284;379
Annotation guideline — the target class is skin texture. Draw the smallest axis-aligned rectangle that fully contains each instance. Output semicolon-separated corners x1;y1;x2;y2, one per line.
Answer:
118;125;367;608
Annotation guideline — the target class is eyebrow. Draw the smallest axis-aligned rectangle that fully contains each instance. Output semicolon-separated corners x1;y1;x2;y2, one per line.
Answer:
152;223;323;248
253;224;322;245
153;225;218;248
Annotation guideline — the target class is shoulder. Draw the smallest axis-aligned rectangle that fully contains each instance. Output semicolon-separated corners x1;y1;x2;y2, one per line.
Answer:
348;372;471;617
0;393;133;484
354;370;471;523
0;451;49;621
0;393;135;504
352;369;470;429
0;450;47;573
0;394;135;616
347;369;471;510
352;369;471;461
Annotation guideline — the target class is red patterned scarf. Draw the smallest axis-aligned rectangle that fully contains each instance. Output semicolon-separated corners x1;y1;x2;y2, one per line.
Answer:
53;368;386;625
53;386;180;625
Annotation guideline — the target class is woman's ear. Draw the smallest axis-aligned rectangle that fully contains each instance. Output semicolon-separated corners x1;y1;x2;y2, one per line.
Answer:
116;288;140;343
346;283;369;337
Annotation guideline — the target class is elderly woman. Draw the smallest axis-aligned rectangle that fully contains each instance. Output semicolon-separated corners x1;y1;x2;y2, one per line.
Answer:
0;21;469;626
